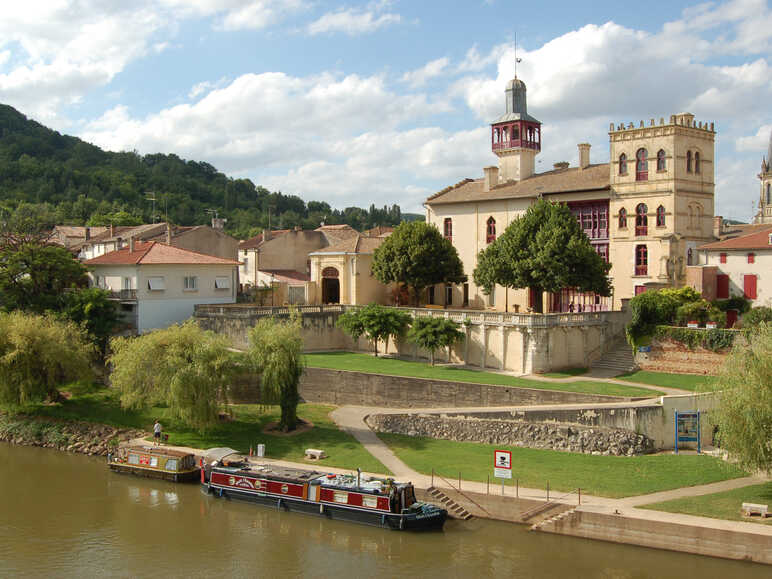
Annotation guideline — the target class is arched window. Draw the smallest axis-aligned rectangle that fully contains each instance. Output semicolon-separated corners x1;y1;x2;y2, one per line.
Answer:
443;218;452;241
635;203;648;236
687;248;693;266
657;149;666;172
636;148;648;181
695;152;701;174
656;205;666;227
766;183;771;205
618;207;627;229
618;153;628;175
635;245;648;276
486;217;496;244
686;150;692;173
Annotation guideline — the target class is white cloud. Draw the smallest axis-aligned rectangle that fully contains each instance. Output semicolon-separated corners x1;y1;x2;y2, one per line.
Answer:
401;57;449;88
736;124;772;153
306;2;401;36
158;0;309;30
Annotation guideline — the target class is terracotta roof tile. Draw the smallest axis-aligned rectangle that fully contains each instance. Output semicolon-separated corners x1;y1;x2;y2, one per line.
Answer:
84;242;241;266
699;225;772;251
259;269;310;283
238;229;291;250
311;234;385;254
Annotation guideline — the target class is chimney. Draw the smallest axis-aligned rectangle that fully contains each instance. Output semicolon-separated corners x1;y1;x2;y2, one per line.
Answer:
483;166;499;192
713;216;723;239
129;236;135;252
85;227;91;241
578;143;591;169
211;217;226;230
166;223;172;245
263;228;272;242
110;223;114;237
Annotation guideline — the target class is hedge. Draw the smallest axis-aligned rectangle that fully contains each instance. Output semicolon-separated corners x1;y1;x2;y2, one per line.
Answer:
653;325;738;351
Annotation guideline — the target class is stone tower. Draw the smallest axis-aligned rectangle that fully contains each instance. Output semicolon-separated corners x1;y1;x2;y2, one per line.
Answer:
490;77;541;182
754;129;772;224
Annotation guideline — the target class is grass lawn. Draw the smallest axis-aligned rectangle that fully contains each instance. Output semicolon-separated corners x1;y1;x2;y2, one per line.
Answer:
640;483;772;525
615;370;714;392
378;433;747;498
14;383;389;474
305;352;662;398
542;368;588;378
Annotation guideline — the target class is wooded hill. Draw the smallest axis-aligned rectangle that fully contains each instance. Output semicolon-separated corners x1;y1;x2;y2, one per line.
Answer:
0;104;421;238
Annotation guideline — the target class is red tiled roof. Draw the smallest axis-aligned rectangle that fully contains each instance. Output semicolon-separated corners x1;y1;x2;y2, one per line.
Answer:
84;242;241;265
259;269;310;283
699;225;772;251
310;234;385;254
238;229;291;250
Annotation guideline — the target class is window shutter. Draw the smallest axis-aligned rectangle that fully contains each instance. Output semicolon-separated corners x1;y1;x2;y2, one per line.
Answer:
743;275;757;300
215;277;231;289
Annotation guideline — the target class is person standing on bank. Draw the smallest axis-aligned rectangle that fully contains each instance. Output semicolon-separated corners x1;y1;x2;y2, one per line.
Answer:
153;420;162;446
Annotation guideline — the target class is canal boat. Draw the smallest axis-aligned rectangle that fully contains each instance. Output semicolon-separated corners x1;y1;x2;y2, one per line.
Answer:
201;448;447;531
108;445;199;482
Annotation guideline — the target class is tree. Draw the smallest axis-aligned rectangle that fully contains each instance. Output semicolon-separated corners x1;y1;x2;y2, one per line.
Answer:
61;288;120;353
474;198;611;313
407;316;465;365
0;240;88;313
109;321;236;431
245;314;305;431
708;323;772;473
337;304;411;356
371;221;466;306
0;311;94;405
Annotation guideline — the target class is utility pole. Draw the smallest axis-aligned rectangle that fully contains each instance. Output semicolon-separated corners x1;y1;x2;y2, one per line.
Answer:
145;192;157;223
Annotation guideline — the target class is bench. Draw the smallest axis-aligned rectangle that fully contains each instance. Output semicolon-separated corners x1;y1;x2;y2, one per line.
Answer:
305;448;326;460
741;502;769;517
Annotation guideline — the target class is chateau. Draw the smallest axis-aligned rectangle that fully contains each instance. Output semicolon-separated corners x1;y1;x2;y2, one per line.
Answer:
425;74;716;312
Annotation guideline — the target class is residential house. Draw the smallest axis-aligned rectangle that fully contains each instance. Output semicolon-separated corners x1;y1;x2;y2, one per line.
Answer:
50;226;108;249
84;241;240;333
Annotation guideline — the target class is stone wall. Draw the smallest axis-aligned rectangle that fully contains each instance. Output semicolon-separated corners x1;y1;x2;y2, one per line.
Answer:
298;367;642;409
367;413;654;456
635;337;728;375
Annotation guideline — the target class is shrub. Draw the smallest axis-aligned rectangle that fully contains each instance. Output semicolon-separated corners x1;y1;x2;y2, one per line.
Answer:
674;299;724;328
626;290;680;345
713;296;751;314
653;326;737;351
742;306;772;329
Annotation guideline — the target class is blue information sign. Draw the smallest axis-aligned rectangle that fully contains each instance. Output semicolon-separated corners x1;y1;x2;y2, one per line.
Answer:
675;410;701;454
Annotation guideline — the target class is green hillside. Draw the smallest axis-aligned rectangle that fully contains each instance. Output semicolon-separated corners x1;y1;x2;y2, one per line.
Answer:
0;104;419;238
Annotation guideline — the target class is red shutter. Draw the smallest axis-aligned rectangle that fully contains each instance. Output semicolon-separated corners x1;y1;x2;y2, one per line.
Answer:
716;274;729;299
744;275;757;300
719;253;727;264
748;253;755;264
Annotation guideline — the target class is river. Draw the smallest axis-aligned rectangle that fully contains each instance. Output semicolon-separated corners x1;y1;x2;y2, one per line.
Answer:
0;443;767;578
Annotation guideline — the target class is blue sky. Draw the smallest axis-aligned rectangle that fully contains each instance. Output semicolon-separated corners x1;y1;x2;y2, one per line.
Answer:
1;1;770;220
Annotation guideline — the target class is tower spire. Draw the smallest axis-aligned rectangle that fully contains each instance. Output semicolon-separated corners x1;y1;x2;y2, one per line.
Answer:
514;32;522;79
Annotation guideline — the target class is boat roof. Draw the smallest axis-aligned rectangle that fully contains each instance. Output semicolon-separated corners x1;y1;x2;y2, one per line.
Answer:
204;447;241;462
124;445;193;458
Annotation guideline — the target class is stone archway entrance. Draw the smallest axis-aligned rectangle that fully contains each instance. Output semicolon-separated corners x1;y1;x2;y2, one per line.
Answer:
321;267;340;304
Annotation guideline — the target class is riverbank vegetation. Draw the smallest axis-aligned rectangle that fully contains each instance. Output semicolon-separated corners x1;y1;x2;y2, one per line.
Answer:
304;352;663;398
378;433;747;498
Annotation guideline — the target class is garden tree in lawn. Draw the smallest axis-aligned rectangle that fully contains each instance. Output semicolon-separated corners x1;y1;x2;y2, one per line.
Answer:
407;316;465;365
337;304;411;356
0;311;94;405
245;314;305;432
109;321;236;431
474;198;611;313
371;221;466;306
707;323;772;473
61;288;120;353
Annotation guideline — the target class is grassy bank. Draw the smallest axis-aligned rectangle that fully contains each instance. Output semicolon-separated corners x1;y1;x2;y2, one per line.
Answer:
305;353;662;398
8;383;389;474
378;433;747;498
640;483;772;524
616;370;713;392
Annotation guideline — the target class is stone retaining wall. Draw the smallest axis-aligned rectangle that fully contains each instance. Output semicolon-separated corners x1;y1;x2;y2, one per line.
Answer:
367;413;654;456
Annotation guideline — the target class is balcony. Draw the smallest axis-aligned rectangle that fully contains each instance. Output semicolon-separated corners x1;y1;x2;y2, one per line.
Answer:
492;139;540;151
108;289;137;300
635;265;648;276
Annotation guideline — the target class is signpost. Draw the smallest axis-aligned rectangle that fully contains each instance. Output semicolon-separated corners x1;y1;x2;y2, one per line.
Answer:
494;450;512;479
675;410;701;454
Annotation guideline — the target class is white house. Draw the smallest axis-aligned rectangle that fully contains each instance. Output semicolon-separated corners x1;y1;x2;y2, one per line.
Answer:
84;240;240;333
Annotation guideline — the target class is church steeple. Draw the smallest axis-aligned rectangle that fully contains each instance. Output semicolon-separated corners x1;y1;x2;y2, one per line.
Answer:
755;128;772;224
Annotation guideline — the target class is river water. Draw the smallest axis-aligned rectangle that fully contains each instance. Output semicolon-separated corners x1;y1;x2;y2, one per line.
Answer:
0;443;767;578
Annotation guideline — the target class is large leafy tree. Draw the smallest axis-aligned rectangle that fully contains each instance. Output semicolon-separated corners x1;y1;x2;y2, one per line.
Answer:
61;288;120;353
407;317;465;366
371;221;466;306
708;323;772;473
0;311;94;405
109;321;236;431
245;314;305;432
474;198;611;313
337;304;411;356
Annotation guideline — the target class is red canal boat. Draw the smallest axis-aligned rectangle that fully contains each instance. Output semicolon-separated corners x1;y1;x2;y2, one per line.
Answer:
201;448;447;531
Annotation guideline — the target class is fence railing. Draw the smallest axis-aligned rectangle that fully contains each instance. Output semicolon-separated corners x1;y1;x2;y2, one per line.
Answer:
520;487;582;521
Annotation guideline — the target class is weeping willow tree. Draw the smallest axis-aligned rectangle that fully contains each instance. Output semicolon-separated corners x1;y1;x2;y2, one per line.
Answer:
109;321;236;431
709;323;772;473
245;313;305;432
0;311;95;405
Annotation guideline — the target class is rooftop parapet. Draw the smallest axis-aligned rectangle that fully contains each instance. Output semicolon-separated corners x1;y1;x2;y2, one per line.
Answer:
608;114;715;133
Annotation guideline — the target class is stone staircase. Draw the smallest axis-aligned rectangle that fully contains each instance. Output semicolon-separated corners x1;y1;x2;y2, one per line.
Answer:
530;507;578;532
426;486;473;520
590;337;637;375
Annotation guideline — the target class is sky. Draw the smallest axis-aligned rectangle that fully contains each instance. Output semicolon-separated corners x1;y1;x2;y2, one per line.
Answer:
0;1;771;220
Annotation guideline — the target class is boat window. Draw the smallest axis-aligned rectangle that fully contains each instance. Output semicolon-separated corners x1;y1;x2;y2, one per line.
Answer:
128;454;139;465
150;456;158;468
333;491;348;504
166;458;178;471
405;487;416;507
362;495;378;509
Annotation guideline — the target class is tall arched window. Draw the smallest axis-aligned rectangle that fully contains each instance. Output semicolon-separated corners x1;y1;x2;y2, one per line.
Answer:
636;148;648;181
618;207;627;229
766;183;770;205
618;153;628;175
686;150;692;173
657;149;666;172
443;218;452;241
687;248;694;266
695;152;701;174
635;203;648;236
635;245;648;276
656;205;666;227
486;217;496;244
